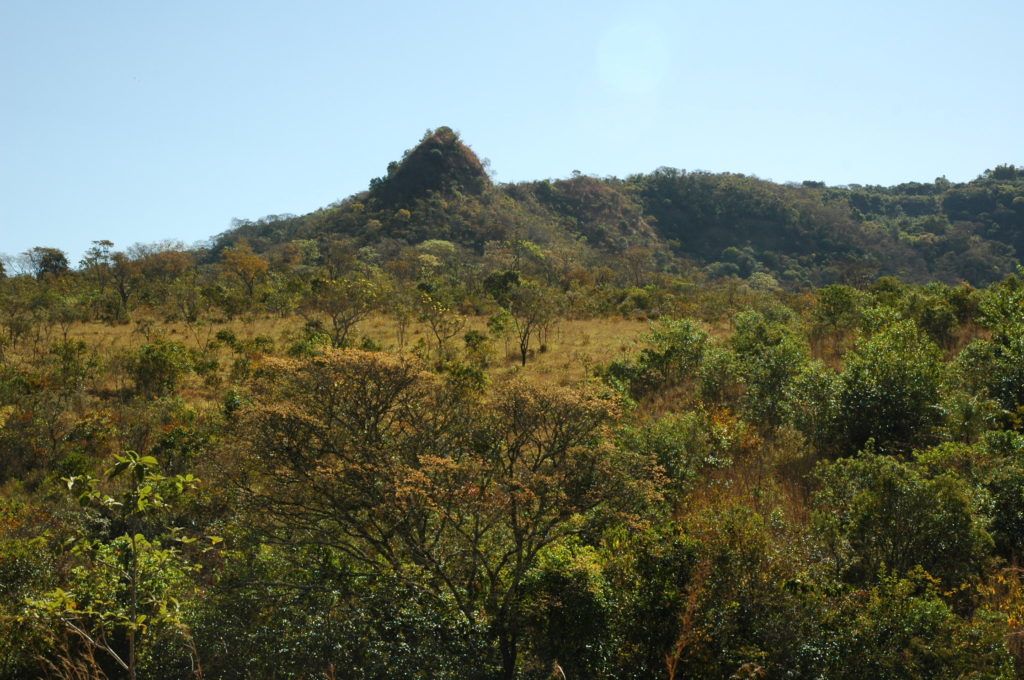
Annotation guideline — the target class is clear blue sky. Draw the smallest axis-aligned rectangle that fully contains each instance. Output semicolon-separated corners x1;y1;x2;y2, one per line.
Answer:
2;0;1022;261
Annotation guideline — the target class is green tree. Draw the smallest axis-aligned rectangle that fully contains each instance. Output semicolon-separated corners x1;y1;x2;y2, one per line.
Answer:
812;284;864;346
729;310;808;430
108;252;142;322
416;288;466;361
838;320;943;454
787;360;843;454
820;573;1013;679
602;318;709;401
25;247;70;281
521;543;611;678
235;350;649;679
22;452;206;679
221;241;269;308
130;340;192;399
813;453;993;589
506;280;561;366
303;272;383;347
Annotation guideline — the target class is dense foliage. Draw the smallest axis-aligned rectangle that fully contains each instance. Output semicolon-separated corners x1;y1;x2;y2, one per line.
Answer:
217;128;1024;287
2;129;1024;678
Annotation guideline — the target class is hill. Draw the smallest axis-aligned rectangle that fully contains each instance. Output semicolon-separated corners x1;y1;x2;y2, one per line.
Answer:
216;127;1024;286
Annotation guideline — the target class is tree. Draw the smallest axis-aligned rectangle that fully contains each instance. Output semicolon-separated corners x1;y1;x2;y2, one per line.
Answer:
664;505;818;679
812;284;864;356
416;288;466;361
787;360;844;454
818;572;1013;679
234;350;645;679
25;247;70;280
109;252;142;322
916;432;1024;562
964;273;1024;426
729;310;808;430
813;453;993;589
221;241;268;306
0;275;41;348
621;245;655;287
47;289;88;342
837;320;943;454
79;240;115;293
389;285;418;350
23;452;205;680
602;318;710;401
167;268;212;327
303;272;382;347
130;340;193;398
506;280;561;366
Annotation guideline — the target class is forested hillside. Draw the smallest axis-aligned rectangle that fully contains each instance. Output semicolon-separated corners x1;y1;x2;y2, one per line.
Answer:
220;127;1024;286
2;128;1024;679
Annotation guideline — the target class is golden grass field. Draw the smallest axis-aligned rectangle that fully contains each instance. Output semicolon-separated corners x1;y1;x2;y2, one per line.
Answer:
63;313;654;389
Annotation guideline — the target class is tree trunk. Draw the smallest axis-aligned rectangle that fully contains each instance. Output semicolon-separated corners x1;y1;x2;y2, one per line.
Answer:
499;630;518;680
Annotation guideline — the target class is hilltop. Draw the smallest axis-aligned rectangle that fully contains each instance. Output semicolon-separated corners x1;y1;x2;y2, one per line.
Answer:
368;126;492;205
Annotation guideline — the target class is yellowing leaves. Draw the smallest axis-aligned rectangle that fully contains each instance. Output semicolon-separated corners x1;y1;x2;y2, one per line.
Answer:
0;405;13;430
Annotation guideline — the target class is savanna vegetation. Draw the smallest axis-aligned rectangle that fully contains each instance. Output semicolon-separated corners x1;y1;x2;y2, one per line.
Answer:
2;128;1024;679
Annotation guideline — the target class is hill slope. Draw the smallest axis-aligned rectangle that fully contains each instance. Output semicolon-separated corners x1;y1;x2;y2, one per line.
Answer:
217;127;1024;286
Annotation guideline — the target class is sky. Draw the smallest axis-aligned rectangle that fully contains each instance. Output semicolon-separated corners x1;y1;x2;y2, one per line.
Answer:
1;0;1022;261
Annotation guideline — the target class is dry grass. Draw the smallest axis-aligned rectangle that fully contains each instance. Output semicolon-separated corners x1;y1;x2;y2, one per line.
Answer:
58;313;653;389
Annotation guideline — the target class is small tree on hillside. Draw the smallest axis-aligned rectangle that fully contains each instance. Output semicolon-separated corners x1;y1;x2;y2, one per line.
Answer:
507;280;562;366
222;241;269;308
25;247;70;281
24;452;207;680
838;320;943;454
416;289;465;361
79;240;115;293
304;272;383;347
109;252;142;322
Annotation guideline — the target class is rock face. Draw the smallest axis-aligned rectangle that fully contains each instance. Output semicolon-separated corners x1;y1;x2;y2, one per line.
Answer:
369;126;491;206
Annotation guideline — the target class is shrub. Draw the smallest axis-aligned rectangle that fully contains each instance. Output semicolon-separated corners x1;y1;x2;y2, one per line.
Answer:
837;321;943;454
521;543;611;678
602;318;709;400
130;340;192;398
813;453;993;589
617;411;730;503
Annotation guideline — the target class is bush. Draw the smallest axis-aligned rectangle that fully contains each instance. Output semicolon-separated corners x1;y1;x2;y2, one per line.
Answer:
130;340;192;398
813;453;993;589
819;572;1014;679
521;543;611;678
617;411;731;503
668;505;822;679
214;328;238;349
837;321;943;454
729;311;808;429
787;360;843;454
602;318;709;400
287;329;333;358
697;345;741;407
